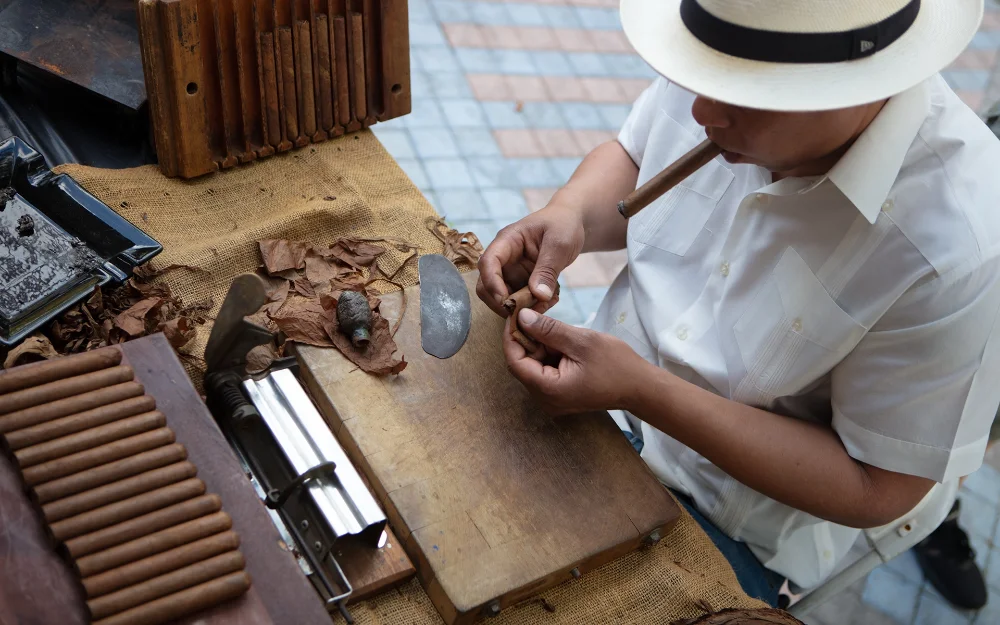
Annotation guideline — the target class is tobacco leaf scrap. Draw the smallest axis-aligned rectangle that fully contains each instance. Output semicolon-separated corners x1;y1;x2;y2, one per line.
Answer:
318;295;406;375
426;217;484;266
3;335;59;369
314;238;387;269
270;297;333;348
670;608;805;625
259;239;309;274
114;297;164;337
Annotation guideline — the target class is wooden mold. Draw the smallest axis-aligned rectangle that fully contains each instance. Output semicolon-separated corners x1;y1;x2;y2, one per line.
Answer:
137;0;411;178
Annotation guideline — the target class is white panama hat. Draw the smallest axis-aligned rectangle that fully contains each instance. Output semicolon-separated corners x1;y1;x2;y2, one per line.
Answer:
620;0;984;111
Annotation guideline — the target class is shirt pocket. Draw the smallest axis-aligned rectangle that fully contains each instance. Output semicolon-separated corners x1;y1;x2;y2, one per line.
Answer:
734;247;867;401
628;115;734;257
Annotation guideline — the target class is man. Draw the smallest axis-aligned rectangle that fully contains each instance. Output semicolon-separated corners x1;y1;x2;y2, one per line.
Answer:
476;0;1000;609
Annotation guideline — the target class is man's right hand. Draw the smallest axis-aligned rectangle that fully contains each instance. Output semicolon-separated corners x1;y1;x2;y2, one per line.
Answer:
476;204;585;317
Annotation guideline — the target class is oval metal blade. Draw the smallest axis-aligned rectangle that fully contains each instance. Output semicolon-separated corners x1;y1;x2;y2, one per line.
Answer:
418;254;471;359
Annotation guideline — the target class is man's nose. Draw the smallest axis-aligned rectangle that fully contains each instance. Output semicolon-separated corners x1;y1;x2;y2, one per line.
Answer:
691;96;731;129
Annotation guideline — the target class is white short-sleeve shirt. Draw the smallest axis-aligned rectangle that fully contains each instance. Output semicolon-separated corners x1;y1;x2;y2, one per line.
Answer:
594;74;1000;588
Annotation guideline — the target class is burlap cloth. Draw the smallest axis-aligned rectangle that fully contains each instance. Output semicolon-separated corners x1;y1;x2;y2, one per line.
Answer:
54;131;766;624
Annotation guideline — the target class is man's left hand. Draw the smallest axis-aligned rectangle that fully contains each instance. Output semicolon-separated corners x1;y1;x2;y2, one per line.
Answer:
504;309;651;416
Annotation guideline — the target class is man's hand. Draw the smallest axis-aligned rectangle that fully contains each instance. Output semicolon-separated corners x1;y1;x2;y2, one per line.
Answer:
503;308;651;416
476;205;585;317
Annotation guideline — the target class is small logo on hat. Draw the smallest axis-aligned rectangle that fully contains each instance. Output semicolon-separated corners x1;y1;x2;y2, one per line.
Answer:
859;40;875;53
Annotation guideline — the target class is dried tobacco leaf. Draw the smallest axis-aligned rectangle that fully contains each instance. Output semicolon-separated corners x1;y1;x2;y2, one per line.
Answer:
259;239;309;274
158;317;196;350
271;297;333;347
426;217;483;266
292;276;316;298
3;335;59;369
303;253;343;287
246;342;282;374
319;295;406;375
314;239;386;269
114;298;164;337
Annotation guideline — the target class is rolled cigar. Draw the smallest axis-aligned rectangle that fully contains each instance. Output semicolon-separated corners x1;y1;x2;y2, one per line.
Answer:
51;477;206;542
0;381;144;434
23;428;175;487
75;511;232;577
34;443;187;505
351;12;367;121
0;365;134;417
66;494;222;559
296;20;318;138
502;285;560;351
0;348;121;396
84;531;241;598
5;395;156;451
91;570;250;625
618;139;722;219
43;462;198;524
86;551;245;621
15;411;166;469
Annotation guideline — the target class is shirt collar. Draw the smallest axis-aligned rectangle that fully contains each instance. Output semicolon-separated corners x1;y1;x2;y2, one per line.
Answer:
825;80;931;224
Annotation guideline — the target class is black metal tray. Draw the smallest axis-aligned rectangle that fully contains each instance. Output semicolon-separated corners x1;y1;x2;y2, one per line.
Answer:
0;136;160;345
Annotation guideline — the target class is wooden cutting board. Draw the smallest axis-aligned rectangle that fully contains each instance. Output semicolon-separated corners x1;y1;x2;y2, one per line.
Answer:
295;271;680;624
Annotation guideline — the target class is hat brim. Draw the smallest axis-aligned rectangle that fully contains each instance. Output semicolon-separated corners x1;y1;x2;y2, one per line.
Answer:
621;0;983;111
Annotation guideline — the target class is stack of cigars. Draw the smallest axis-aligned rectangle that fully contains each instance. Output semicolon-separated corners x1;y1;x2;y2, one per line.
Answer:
0;348;250;625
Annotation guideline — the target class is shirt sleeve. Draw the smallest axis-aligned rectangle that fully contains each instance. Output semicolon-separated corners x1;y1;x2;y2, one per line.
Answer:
617;77;668;168
831;257;1000;482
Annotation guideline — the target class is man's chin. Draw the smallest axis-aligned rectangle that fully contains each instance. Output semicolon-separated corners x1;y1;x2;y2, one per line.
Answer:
721;150;744;164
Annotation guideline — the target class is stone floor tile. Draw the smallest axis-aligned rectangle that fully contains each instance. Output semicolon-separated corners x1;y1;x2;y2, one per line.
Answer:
574;6;620;30
506;2;546;28
468;73;512;101
538;4;582;30
913;588;976;625
430;0;472;23
568;51;610;76
559;102;606;129
986;546;1000;592
519;101;569;128
509;157;562;187
532;50;576;76
481;187;529;223
453;128;502;157
495;49;539;75
466;156;511;187
430;71;475;98
861;566;921;624
963;464;1000;505
457;48;500;73
536;129;585;157
424;158;477;189
883;550;924;586
397;159;430;190
410;21;447;46
523;187;558;212
563;254;611;288
546;292;585;326
548;157;583;183
436;189;489;221
571;286;610;317
482;101;529;129
440;98;489;128
494;129;546;157
971;587;1000;625
958;491;1000;540
410;128;460;158
414;45;461;73
372;128;416;160
471;1;512;27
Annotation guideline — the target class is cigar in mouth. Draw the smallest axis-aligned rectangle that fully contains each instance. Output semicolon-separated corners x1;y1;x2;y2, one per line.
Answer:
618;139;722;219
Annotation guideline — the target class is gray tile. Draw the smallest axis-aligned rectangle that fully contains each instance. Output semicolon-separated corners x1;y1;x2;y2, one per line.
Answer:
963;464;1000;506
496;49;539;75
436;189;490;221
972;586;1000;624
547;295;585;326
415;45;461;73
429;71;473;98
471;2;511;26
372;128;416;160
481;188;528;222
971;533;991;572
453;128;502;157
440;99;488;128
987;547;1000;592
506;2;546;27
861;566;920;624
457;48;499;73
409;22;446;46
575;6;621;30
538;5;581;29
970;31;1000;50
397;159;430;190
520;102;568;129
568;52;610;77
559;102;606;130
405;101;447;130
549;157;582;183
408;0;436;24
606;53;658;79
597;103;633;129
482;101;529;129
431;0;472;22
944;70;992;92
509;158;562;187
410;128;460;158
422;191;440;213
883;550;924;586
410;69;434;98
466;156;510;187
532;51;575;76
959;492;1000;540
913;588;975;625
424;158;477;189
572;286;609;317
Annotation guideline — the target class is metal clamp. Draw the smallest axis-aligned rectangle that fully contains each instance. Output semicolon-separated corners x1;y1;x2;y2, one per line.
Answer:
266;461;338;510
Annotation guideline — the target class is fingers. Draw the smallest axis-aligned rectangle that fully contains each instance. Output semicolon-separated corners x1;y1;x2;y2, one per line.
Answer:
477;235;519;316
527;235;572;303
516;309;587;356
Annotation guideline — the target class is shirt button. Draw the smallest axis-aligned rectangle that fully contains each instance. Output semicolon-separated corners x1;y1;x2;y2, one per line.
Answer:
676;326;689;341
616;312;627;324
882;199;893;212
792;318;803;333
720;261;730;277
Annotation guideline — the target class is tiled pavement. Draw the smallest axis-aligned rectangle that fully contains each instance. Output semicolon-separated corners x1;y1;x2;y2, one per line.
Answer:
371;1;1000;622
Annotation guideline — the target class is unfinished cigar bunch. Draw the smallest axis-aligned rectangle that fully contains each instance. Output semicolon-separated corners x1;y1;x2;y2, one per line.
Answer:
502;285;560;351
0;348;250;625
337;291;372;348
